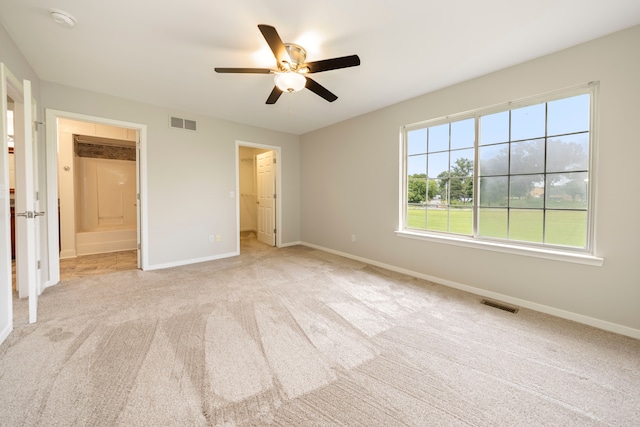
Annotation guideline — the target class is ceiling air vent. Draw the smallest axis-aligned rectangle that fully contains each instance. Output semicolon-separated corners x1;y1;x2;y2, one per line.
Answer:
169;116;197;131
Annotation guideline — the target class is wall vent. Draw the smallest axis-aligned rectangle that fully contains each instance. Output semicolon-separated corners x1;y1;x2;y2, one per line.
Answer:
184;119;197;131
481;299;519;314
169;116;197;131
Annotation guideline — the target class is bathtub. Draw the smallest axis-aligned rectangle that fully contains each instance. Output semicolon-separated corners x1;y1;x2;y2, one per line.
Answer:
75;228;137;256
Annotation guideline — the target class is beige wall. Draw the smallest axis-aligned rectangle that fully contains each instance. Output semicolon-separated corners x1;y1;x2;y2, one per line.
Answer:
42;82;301;268
300;25;640;336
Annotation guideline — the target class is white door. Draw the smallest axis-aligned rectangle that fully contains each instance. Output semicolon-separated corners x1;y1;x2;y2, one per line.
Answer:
14;79;40;324
257;151;275;246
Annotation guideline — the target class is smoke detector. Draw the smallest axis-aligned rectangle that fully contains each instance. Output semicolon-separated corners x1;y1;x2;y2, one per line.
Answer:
50;10;77;28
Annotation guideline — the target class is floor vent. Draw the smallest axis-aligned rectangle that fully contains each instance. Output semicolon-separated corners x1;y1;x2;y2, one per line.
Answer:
481;299;519;314
169;116;197;131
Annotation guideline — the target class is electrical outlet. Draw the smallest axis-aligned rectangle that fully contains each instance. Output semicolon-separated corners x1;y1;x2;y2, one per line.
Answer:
208;235;215;243
351;234;356;242
216;234;221;242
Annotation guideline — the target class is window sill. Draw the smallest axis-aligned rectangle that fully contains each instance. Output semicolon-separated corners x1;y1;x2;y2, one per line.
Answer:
395;230;604;267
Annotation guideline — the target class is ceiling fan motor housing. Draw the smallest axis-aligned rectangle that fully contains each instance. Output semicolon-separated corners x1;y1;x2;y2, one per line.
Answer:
283;44;307;71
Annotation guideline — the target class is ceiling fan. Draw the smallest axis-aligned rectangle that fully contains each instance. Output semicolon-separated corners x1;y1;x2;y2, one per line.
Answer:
215;24;361;104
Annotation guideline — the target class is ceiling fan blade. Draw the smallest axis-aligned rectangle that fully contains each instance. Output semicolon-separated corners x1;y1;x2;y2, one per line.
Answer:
214;67;272;74
304;55;361;73
258;24;291;67
304;77;338;102
266;86;283;104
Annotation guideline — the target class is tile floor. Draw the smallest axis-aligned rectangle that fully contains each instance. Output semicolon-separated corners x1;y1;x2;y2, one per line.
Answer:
59;250;138;281
12;250;139;290
13;233;261;289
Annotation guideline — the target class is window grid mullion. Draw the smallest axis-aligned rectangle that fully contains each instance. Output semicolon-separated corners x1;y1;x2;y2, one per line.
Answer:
507;109;512;240
447;124;451;232
472;115;479;238
542;102;549;245
425;130;429;229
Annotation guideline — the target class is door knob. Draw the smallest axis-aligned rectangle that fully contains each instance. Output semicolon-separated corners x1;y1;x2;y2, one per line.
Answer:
15;211;45;218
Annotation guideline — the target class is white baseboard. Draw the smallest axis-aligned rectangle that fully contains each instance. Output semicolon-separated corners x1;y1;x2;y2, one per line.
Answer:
59;249;77;259
145;250;239;271
300;242;640;340
279;240;302;248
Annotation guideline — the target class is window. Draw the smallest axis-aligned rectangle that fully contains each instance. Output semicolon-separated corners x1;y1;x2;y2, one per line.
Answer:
402;84;595;255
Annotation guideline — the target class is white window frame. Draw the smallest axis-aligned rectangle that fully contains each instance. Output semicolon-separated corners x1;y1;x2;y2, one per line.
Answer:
397;83;603;266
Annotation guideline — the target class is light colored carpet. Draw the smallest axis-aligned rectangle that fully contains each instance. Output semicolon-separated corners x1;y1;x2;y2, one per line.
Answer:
1;236;639;426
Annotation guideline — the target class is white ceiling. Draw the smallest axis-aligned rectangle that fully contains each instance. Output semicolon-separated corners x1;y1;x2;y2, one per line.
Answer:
1;1;639;135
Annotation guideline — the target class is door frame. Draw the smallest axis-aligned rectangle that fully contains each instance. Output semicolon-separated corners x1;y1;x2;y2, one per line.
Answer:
0;64;22;342
236;140;282;250
44;109;149;288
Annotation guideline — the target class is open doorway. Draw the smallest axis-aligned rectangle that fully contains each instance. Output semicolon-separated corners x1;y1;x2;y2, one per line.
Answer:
44;109;149;287
237;141;281;250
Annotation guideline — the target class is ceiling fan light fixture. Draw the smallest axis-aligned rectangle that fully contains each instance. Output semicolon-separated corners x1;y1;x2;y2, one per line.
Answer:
275;72;306;93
